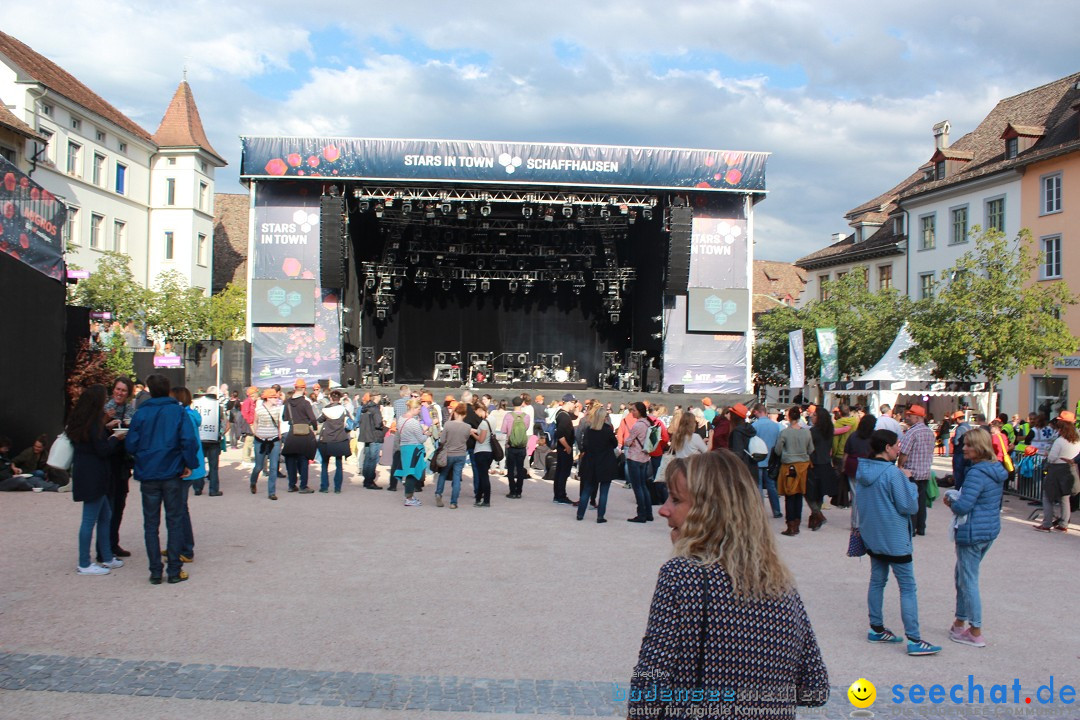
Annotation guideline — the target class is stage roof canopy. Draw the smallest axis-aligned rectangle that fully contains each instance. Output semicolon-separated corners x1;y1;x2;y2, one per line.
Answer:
240;136;769;194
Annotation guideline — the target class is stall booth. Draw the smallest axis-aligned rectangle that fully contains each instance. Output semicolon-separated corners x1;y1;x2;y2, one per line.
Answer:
822;326;992;422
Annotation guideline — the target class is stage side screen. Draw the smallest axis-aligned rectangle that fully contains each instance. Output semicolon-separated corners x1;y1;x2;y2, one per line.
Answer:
686;287;749;333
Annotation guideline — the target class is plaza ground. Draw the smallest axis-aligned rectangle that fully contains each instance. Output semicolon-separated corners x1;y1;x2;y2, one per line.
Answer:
1;449;1077;719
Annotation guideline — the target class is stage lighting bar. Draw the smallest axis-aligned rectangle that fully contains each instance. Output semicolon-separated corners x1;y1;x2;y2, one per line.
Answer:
353;186;658;210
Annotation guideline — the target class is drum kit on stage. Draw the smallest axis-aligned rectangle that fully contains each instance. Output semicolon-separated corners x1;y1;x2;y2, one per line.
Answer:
434;351;579;386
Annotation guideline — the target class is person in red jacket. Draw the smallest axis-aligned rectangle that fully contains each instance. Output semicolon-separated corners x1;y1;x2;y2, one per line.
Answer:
239;386;258;467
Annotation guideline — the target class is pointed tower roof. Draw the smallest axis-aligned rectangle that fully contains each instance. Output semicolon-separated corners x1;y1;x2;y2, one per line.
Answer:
152;81;226;166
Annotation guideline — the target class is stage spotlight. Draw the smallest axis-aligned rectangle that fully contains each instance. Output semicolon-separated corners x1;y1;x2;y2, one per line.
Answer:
480;280;491;292
508;281;519;293
522;206;533;218
440;202;452;214
596;281;606;293
442;279;452;291
376;308;387;320
543;209;554;223
328;185;340;197
375;203;384;218
652;315;662;322
425;204;436;218
402;201;413;214
550;280;559;292
359;201;370;212
643;207;653;221
393;277;403;290
523;282;533;294
416;279;427;290
477;259;486;270
364;277;376;289
572;286;582;295
600;206;611;219
562;204;573;218
466;281;477;293
628;211;637;225
651;332;663;339
619;204;629;215
610;313;620;323
481;203;492;217
457;206;468;220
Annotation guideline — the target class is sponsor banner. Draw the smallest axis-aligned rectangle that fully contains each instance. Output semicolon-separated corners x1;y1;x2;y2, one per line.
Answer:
250;182;340;384
241;137;768;193
789;330;805;388
816;327;838;382
251;289;341;386
688;216;748;289
154;354;183;368
663;295;747;393
0;155;66;281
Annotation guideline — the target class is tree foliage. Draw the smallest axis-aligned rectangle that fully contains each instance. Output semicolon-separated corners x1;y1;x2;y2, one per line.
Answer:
905;227;1079;412
144;270;211;346
207;282;247;341
68;251;147;323
754;270;912;386
103;330;134;378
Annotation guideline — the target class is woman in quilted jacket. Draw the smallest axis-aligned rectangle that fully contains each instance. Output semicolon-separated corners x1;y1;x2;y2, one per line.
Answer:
943;427;1006;648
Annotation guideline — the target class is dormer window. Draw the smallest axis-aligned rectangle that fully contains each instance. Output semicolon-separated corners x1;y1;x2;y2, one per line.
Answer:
1001;123;1044;158
1005;137;1018;159
935;161;945;180
930;148;974;180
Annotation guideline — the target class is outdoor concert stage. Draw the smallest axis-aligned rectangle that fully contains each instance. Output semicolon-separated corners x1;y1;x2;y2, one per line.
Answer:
240;138;768;394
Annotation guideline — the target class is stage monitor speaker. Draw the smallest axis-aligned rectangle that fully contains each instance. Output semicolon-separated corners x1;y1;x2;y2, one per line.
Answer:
665;207;693;296
320;195;346;289
667;384;685;394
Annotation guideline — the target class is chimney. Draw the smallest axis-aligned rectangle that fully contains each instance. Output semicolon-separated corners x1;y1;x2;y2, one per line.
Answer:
832;232;845;243
933;120;951;150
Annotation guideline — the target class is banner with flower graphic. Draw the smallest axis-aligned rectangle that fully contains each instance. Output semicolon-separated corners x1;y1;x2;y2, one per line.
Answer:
0;156;66;281
240;137;768;193
250;181;340;385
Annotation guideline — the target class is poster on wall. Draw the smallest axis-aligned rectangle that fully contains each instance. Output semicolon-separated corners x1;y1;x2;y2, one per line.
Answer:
0;156;66;281
250;182;340;386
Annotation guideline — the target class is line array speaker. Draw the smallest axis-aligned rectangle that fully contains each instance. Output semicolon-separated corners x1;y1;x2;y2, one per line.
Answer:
664;207;693;296
320;196;346;289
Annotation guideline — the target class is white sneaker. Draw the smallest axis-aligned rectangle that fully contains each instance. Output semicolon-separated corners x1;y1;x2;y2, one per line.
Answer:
77;564;110;575
101;558;124;569
404;497;421;507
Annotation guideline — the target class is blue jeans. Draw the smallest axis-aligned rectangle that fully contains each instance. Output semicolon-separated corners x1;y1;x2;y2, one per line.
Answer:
250;438;280;496
436;455;467;505
758;467;782;516
140;479;185;578
321;456;344;492
78;495;113;567
955;540;993;628
179;481;194;557
362;441;382;484
868;556;921;641
194;441;220;494
285;454;310;490
627;459;653;520
469;449;479;496
577;478;612;520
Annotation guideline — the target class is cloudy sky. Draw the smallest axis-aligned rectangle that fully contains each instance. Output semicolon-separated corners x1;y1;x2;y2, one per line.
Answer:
6;0;1079;261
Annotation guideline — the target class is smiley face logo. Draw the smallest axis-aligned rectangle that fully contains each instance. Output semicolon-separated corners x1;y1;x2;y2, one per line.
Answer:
848;678;876;709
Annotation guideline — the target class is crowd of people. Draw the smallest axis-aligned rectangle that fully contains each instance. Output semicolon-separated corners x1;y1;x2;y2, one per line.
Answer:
18;375;1079;717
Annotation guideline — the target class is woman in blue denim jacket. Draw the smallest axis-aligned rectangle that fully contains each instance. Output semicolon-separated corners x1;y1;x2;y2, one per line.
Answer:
944;427;1005;649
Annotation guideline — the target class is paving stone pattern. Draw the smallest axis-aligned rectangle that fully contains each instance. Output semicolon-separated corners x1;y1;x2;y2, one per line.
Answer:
1;652;1043;718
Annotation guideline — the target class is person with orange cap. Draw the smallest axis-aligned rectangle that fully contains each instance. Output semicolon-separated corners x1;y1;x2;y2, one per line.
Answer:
726;403;758;478
898;404;934;536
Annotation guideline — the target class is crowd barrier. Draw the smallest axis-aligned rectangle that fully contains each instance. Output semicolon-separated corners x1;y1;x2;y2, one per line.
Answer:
1008;450;1045;501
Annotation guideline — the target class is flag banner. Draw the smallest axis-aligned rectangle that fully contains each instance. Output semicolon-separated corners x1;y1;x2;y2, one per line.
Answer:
816;327;838;382
789;330;805;388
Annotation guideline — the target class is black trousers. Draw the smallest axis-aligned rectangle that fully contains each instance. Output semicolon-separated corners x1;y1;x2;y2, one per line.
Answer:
505;447;527;495
785;493;803;521
553;447;573;500
107;476;129;551
911;479;928;534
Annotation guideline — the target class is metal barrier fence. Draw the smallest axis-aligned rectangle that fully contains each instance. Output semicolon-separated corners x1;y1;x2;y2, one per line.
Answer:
1009;451;1044;502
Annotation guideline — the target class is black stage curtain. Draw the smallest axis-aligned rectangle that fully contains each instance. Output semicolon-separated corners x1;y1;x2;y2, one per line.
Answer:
0;252;66;450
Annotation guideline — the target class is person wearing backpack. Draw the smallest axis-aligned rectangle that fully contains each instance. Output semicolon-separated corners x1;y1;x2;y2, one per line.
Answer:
625;402;654;523
501;397;531;498
726;404;759;479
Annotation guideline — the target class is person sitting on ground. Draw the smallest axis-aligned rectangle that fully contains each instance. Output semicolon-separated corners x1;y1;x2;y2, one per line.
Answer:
0;435;61;491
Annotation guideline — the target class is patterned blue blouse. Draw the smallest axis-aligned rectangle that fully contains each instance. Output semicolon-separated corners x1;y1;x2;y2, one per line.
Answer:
629;557;829;720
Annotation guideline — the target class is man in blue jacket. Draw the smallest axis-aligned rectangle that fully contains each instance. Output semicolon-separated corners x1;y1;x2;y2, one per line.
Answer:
125;374;200;585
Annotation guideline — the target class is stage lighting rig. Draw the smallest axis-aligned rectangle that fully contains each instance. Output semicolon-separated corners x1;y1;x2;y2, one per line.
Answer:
600;206;611;219
457;206;468;220
375;203;384;218
480;280;491;292
425;204;436;218
643;207;653;220
481;203;492;216
402;201;413;214
508;281;518;293
359;201;370;212
442;279;452;290
543;209;554;223
522;206;534;218
562;204;574;218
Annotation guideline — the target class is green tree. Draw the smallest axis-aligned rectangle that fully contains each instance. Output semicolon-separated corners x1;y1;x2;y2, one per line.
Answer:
68;251;147;322
753;270;912;388
207;282;247;341
103;329;134;377
145;270;211;346
906;227;1078;417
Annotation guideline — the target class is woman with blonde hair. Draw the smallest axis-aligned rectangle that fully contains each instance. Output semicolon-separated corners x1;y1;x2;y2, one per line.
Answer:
629;451;829;719
943;427;1006;648
668;411;707;458
576;404;618;523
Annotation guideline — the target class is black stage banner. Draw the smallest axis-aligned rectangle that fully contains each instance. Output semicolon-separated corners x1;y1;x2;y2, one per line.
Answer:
241;137;768;193
0;156;65;281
